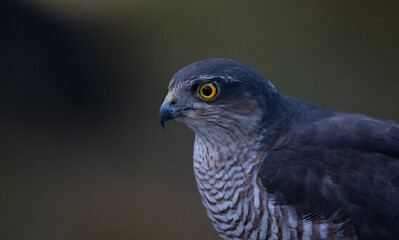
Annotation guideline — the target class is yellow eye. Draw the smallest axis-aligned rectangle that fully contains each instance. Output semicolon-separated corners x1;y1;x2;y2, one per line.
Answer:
199;82;217;99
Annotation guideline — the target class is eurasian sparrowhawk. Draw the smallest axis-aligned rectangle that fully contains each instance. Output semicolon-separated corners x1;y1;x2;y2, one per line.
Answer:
159;58;399;240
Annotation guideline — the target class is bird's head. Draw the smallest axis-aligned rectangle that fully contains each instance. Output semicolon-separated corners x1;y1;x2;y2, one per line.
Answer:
160;58;277;137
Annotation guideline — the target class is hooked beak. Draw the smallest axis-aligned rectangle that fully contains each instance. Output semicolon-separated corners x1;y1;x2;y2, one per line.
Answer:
159;101;182;128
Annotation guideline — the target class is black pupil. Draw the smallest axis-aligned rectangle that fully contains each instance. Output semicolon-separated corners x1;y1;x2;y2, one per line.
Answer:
202;86;213;96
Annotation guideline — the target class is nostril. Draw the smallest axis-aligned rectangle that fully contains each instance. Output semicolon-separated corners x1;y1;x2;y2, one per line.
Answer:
169;99;177;105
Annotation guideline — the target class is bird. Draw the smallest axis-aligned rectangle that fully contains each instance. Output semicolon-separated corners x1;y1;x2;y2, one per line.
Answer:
159;58;399;240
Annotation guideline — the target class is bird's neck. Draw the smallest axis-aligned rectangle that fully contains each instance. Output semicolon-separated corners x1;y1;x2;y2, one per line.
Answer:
193;129;270;239
193;125;265;172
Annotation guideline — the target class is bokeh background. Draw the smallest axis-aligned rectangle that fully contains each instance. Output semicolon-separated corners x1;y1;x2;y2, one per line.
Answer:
1;1;398;239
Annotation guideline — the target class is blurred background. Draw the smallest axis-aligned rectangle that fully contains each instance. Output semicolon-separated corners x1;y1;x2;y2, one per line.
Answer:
0;1;398;239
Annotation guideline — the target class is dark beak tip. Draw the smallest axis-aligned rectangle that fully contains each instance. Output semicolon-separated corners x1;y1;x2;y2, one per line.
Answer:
160;101;181;129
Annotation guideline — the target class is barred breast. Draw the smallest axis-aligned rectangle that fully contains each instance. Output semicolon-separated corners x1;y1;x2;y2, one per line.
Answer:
193;135;357;240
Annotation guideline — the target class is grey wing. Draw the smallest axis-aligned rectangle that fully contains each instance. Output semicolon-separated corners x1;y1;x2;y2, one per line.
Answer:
258;114;399;239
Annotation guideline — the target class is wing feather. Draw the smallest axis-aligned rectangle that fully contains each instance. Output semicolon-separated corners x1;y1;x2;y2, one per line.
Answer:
258;113;399;239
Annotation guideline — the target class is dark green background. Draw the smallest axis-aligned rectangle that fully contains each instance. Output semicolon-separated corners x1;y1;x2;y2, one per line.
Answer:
1;1;398;239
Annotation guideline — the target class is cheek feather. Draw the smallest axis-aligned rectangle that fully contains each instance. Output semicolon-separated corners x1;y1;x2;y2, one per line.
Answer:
182;104;263;140
226;99;259;115
186;99;260;121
